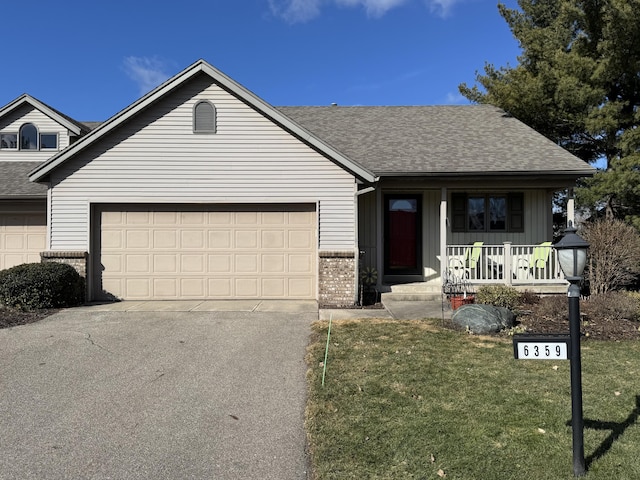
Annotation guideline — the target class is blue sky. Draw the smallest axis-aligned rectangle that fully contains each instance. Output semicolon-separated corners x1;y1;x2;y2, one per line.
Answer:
1;0;521;122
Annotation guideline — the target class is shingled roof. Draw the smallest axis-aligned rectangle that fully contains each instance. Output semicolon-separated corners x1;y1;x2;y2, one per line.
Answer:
278;105;595;177
0;162;47;197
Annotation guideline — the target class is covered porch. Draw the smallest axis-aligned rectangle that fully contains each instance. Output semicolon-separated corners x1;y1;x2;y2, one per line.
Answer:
445;242;564;286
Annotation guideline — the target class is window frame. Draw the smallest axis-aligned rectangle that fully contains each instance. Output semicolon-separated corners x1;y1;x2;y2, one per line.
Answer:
39;133;58;150
193;100;216;133
19;123;38;150
0;132;18;149
451;192;524;233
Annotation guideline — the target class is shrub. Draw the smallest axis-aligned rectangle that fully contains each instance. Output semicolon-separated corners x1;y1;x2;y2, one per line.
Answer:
533;295;568;322
476;285;522;310
581;291;640;323
0;262;85;310
531;292;640;324
581;219;640;294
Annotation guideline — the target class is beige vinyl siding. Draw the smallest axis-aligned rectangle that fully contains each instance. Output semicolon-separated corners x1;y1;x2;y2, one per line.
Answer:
0;104;71;161
48;73;357;252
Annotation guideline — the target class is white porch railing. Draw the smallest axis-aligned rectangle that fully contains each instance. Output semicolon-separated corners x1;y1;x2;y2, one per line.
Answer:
446;242;565;285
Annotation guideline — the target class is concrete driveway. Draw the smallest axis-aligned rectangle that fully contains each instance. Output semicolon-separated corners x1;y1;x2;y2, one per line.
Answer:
0;301;317;480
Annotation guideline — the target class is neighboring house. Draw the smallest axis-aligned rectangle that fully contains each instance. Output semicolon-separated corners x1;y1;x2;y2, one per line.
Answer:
0;95;89;271
0;59;594;305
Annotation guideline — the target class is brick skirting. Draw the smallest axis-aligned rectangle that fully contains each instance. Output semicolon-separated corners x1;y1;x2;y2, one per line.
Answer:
40;251;88;278
318;251;356;307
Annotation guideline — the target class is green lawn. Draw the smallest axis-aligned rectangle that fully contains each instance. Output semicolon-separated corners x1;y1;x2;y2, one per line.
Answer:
305;319;640;479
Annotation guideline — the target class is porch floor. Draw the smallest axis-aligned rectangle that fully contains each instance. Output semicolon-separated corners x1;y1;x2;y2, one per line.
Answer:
380;281;567;302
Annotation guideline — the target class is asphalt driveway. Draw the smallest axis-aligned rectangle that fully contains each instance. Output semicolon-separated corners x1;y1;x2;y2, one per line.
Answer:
0;301;316;479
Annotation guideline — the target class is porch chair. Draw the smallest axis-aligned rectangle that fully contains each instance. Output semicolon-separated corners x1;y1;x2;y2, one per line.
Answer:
448;241;484;279
516;241;552;279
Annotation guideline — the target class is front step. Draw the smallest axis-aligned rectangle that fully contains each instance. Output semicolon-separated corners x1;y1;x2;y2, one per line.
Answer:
380;282;442;302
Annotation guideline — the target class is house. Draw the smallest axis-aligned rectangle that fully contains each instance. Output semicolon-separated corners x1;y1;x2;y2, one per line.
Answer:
0;59;594;305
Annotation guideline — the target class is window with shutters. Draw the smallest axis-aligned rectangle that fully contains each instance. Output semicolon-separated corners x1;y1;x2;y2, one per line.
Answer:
193;101;216;133
451;193;524;233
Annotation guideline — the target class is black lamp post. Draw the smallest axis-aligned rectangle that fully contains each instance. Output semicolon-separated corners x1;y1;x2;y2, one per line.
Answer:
554;221;590;477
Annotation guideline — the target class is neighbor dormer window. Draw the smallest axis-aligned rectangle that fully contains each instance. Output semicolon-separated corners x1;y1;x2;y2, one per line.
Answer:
0;133;17;149
193;101;216;133
20;123;38;150
40;133;58;149
1;124;59;151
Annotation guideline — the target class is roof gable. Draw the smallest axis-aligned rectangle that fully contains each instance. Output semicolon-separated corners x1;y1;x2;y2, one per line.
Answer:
0;94;88;136
28;60;376;184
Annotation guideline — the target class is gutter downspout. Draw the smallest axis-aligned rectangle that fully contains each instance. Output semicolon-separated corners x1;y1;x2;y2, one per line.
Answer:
354;184;377;304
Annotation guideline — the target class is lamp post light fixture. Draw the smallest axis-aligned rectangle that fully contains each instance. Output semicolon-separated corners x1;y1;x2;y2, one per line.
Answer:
554;221;590;477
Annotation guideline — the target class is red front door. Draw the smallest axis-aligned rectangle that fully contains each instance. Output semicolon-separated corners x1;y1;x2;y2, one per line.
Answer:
385;195;421;275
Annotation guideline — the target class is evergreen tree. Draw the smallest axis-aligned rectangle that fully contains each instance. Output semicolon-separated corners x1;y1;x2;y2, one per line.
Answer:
459;0;640;226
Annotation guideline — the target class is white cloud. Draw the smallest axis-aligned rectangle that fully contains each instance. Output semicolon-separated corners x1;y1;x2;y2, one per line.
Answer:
122;56;171;95
335;0;409;18
268;0;461;23
426;0;460;17
444;91;467;104
268;0;322;23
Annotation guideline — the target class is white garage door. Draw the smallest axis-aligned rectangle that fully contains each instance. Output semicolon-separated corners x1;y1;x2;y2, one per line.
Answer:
95;204;317;300
0;211;46;271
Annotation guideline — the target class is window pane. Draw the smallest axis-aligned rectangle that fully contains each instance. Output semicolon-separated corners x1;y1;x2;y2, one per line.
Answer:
489;197;506;230
468;197;485;231
0;133;17;149
20;124;38;149
389;198;417;212
40;134;58;149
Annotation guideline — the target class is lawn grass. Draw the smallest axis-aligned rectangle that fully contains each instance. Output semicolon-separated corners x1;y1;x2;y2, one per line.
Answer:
305;319;640;479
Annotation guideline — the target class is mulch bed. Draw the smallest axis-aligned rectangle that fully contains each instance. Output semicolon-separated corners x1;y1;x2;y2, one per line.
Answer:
514;310;640;341
0;306;58;329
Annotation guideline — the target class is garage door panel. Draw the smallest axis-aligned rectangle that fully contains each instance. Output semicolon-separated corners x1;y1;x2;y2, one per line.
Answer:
209;254;231;273
154;230;178;248
262;230;285;248
182;230;205;248
154;254;178;273
235;230;257;248
181;254;205;273
262;254;285;273
262;278;285;297
289;278;314;297
208;278;232;296
289;254;313;273
235;278;258;297
1;210;47;271
96;204;316;300
126;254;150;273
126;230;151;248
289;231;313;248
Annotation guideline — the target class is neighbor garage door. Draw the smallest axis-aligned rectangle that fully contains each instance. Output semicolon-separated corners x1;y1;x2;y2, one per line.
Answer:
95;204;316;300
0;211;46;271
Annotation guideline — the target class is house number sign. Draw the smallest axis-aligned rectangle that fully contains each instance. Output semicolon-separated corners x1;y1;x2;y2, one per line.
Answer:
513;334;571;360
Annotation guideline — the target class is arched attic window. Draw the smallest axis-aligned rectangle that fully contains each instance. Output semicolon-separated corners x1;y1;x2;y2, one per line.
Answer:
193;101;216;133
20;123;38;150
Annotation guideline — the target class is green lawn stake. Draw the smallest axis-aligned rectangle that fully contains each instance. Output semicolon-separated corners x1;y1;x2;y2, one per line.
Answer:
322;314;332;387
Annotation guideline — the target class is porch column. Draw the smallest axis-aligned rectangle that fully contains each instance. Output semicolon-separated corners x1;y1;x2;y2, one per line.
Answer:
567;188;575;226
440;187;447;280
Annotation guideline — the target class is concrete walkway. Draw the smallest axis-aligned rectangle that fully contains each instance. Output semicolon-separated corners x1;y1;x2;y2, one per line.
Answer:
319;299;452;321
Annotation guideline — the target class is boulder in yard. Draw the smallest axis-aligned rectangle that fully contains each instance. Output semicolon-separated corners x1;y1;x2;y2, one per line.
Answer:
452;304;515;334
